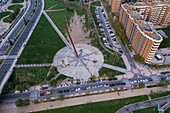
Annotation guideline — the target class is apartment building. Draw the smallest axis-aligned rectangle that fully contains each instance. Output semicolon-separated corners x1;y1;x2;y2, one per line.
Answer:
119;2;163;63
134;0;170;26
107;0;122;12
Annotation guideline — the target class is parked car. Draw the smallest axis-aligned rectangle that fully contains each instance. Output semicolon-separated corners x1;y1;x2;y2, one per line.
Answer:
165;71;170;74
40;93;44;96
42;87;48;90
46;91;51;95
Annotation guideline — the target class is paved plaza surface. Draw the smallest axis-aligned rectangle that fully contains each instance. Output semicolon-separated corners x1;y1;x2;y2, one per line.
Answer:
53;44;104;80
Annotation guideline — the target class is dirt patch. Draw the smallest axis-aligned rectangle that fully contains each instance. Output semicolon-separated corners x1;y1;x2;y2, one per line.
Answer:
67;10;91;45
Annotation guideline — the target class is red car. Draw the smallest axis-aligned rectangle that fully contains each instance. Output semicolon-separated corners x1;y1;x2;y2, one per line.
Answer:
42;87;48;90
102;79;105;81
40;93;44;96
165;71;170;74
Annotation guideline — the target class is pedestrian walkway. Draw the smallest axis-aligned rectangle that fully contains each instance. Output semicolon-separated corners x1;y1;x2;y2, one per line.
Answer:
45;9;65;12
116;96;170;113
103;63;127;73
43;11;71;49
1;86;170;113
15;63;51;68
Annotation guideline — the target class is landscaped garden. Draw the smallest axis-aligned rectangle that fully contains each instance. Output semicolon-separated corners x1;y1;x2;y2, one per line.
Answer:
12;0;24;3
8;4;23;10
99;67;124;79
34;95;148;113
17;14;66;64
0;12;11;20
91;1;101;6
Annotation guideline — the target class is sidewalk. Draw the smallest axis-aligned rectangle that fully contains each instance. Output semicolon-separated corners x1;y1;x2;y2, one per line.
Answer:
1;86;170;113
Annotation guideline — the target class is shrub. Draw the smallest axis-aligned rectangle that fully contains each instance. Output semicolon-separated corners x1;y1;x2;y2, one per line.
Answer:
33;99;39;104
59;94;65;101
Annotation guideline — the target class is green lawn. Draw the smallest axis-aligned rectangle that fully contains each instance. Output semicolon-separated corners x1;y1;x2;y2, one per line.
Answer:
9;67;50;86
157;26;170;48
91;1;101;6
149;91;170;99
44;0;57;10
0;12;11;20
51;3;66;10
12;0;24;3
99;67;124;77
56;75;69;81
8;4;23;10
17;14;66;64
47;10;74;37
133;106;158;113
34;95;148;113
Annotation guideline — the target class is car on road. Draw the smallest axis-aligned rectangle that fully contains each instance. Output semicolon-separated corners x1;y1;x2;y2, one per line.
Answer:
165;71;170;74
40;93;44;96
42;87;48;90
86;86;91;90
46;91;51;95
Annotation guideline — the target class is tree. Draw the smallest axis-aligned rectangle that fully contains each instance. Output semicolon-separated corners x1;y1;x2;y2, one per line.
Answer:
49;80;57;86
23;83;30;90
160;79;169;88
2;82;13;94
22;99;30;106
76;79;80;82
102;74;108;79
133;84;138;89
139;82;145;88
15;98;23;107
8;38;13;45
89;75;97;81
120;87;124;91
46;97;51;102
23;17;27;25
59;94;65;101
114;88;118;92
15;84;22;91
33;99;39;104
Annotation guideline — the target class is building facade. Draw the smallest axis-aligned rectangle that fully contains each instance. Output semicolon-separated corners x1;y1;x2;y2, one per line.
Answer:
107;0;122;12
119;2;163;63
134;0;170;26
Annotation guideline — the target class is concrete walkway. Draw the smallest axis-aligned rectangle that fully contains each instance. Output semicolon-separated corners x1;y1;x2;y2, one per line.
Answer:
43;11;71;49
116;96;170;113
1;86;170;113
15;63;52;68
103;63;127;73
45;9;65;12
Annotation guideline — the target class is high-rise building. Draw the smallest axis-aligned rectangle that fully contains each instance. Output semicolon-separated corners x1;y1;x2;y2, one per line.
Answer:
107;0;122;12
133;0;170;26
119;2;164;63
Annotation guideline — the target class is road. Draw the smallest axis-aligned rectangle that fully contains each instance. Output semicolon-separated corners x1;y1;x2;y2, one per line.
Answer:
0;79;126;104
0;0;35;56
0;0;43;93
116;96;170;113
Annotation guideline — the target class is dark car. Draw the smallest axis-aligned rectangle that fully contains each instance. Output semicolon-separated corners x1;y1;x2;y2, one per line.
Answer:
58;90;63;93
109;84;115;86
80;87;86;90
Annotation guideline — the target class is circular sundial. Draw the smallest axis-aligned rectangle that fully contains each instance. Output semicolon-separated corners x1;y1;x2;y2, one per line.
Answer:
53;44;104;80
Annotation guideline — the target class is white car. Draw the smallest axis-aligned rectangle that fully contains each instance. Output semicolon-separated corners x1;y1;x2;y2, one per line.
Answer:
15;91;20;94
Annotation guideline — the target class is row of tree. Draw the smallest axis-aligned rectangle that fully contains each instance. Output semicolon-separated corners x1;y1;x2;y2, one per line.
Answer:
15;98;30;107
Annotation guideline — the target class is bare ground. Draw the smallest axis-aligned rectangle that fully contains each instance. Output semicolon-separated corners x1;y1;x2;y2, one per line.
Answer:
67;10;91;45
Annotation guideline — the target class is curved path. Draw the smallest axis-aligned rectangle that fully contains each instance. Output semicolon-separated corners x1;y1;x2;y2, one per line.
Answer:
0;0;44;94
0;0;35;56
116;96;170;113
